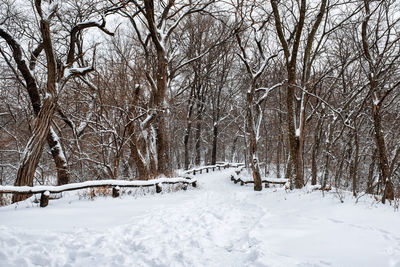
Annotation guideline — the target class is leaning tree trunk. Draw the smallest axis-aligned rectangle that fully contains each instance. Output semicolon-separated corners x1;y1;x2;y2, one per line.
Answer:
13;9;60;203
0;27;69;186
13;97;57;203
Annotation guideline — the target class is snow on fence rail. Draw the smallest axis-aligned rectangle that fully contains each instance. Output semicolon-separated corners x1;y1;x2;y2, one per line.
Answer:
0;177;197;208
185;162;245;175
230;167;289;188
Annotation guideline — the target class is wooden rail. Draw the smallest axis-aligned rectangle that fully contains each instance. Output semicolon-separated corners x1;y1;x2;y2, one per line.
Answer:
185;162;245;175
0;162;244;208
230;167;288;188
0;177;197;208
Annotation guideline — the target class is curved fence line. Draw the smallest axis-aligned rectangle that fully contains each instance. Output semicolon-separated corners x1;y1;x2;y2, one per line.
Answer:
0;162;244;207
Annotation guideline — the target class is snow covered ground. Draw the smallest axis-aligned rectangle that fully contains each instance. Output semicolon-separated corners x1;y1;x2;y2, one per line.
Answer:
1;169;400;267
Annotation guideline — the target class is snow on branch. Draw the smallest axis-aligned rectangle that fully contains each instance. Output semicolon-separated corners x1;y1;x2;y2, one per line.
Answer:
64;66;94;78
256;83;283;105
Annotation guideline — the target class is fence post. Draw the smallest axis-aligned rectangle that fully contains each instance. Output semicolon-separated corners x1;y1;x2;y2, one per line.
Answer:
156;183;162;193
206;168;209;173
182;183;188;190
40;191;50;208
193;170;196;175
192;181;197;188
112;186;120;198
200;169;202;174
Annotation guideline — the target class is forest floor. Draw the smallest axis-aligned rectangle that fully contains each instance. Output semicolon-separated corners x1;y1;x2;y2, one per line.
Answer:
1;169;400;267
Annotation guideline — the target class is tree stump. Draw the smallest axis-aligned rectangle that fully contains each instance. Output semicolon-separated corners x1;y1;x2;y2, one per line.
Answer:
40;191;50;207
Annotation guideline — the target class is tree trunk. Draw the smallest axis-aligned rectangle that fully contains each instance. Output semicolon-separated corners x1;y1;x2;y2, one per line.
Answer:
286;81;304;188
154;50;170;175
0;27;69;186
47;128;69;185
129;141;148;179
311;146;318;186
184;121;192;170
276;138;281;178
366;149;377;194
231;136;238;163
247;92;262;191
322;120;336;189
351;128;359;197
13;97;57;203
195;119;202;166
211;120;218;165
311;118;323;185
184;94;194;170
373;103;393;203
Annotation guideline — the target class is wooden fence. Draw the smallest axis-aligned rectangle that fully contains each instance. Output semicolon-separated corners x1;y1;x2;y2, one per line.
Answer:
185;162;245;175
0;162;244;208
230;166;289;188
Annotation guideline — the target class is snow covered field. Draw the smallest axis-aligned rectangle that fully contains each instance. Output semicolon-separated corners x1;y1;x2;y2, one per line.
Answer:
1;169;400;267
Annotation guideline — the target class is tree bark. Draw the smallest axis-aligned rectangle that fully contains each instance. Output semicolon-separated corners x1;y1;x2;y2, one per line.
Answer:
211;120;218;165
195;117;202;166
47;128;69;185
247;92;263;191
13;97;57;202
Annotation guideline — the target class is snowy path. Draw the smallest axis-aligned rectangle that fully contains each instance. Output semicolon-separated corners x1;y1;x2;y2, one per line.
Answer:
1;170;400;267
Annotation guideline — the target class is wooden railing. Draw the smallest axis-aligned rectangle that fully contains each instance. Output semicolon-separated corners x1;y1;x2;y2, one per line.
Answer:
0;162;244;208
230;166;289;188
0;177;197;208
185;162;245;175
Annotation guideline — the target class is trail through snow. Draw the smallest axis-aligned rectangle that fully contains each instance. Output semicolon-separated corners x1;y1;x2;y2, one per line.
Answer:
1;169;400;267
